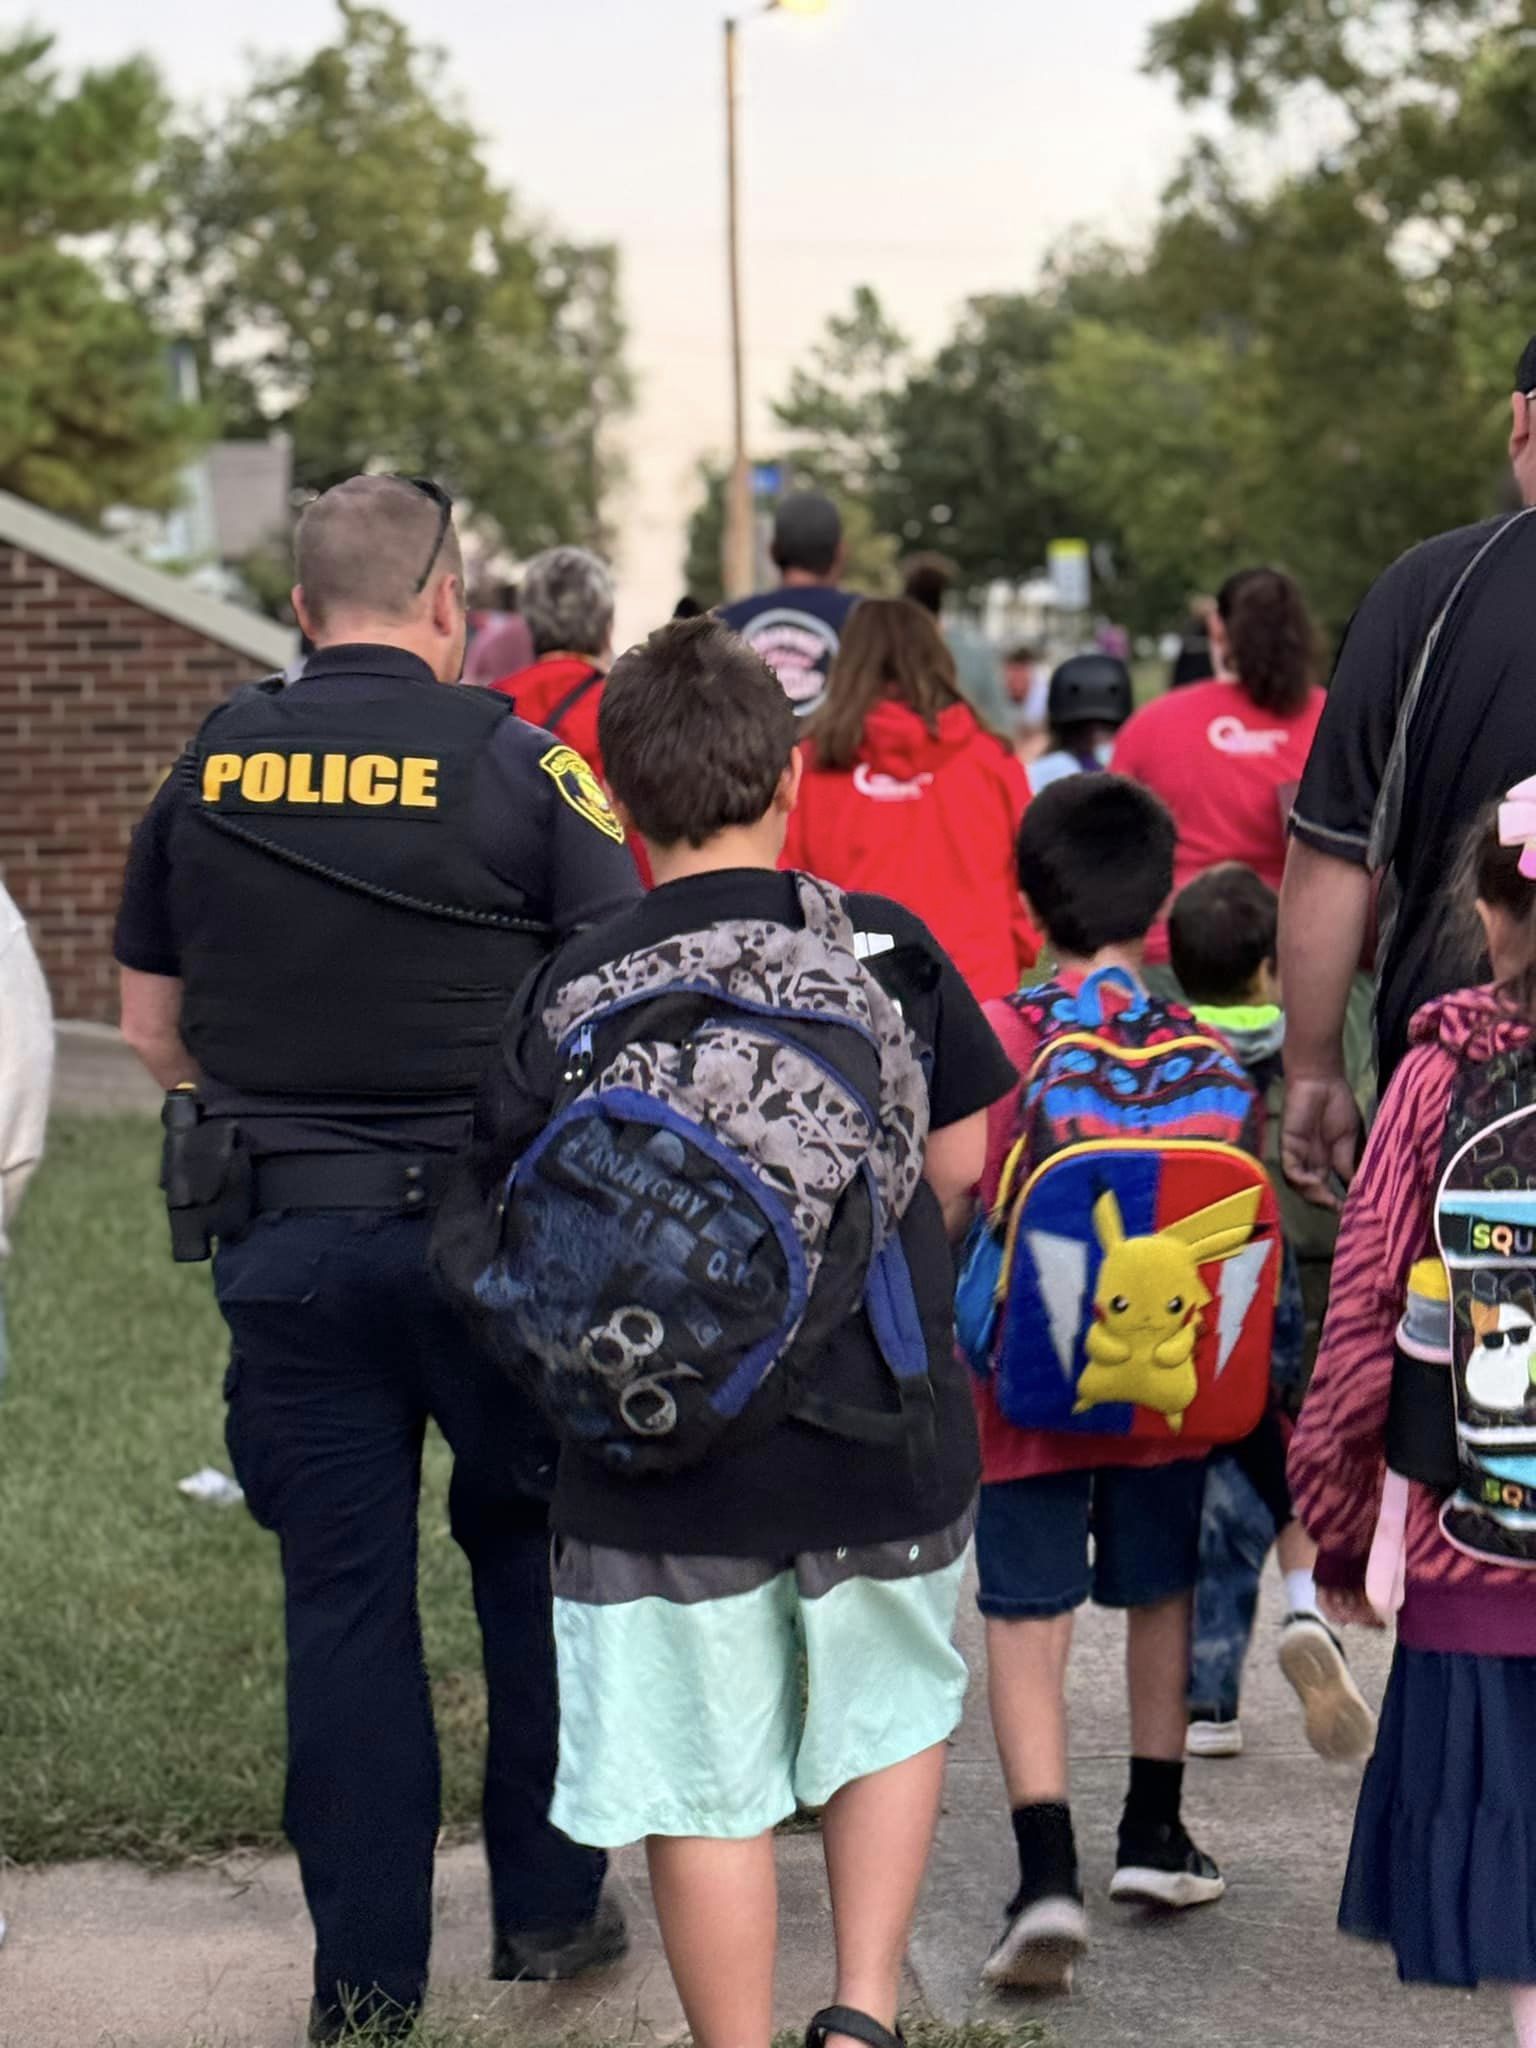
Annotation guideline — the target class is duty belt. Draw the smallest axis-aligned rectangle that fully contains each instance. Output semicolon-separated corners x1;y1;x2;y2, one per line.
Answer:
252;1151;458;1216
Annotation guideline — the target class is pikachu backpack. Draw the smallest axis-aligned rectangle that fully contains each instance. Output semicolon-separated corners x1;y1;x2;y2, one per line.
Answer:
957;968;1280;1445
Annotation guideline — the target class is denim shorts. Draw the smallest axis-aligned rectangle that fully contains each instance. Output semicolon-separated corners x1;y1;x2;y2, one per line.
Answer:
975;1459;1208;1619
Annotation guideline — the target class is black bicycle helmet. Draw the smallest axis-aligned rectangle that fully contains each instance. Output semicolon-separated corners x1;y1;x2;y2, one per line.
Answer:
1046;652;1134;729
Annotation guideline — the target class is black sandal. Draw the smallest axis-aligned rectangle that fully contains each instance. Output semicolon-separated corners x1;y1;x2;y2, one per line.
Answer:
805;2006;906;2048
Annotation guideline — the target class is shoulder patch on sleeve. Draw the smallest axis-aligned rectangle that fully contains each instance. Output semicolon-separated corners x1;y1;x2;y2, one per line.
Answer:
539;743;625;843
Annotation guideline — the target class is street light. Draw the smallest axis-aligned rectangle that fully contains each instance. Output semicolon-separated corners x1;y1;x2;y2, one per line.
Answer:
721;0;829;600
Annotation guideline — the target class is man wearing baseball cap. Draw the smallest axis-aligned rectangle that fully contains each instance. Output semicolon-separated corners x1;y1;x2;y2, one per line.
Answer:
1282;335;1536;1205
717;488;859;718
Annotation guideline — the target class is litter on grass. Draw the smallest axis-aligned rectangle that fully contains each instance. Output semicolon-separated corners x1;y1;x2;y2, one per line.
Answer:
177;1466;245;1507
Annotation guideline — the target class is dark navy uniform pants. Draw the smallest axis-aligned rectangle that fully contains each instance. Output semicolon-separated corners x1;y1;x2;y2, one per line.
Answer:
215;1209;604;2027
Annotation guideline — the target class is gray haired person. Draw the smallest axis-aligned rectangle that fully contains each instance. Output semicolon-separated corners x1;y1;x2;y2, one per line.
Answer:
501;549;618;756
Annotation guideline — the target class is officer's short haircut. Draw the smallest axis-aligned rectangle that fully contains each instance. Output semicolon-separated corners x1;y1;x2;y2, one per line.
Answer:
599;616;796;849
295;476;464;626
519;546;616;659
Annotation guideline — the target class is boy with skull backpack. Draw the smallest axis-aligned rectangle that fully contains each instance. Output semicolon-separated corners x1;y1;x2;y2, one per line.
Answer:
954;774;1282;1995
435;615;1018;2048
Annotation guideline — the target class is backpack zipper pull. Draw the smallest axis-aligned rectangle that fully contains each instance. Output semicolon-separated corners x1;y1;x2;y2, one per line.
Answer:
562;1021;595;1088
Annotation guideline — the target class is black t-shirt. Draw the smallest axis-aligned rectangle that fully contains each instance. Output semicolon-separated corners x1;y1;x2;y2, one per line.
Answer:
486;868;1016;1555
112;645;642;1154
1290;513;1530;1086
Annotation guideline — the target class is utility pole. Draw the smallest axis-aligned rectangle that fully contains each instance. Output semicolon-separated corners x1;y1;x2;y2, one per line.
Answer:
722;15;755;600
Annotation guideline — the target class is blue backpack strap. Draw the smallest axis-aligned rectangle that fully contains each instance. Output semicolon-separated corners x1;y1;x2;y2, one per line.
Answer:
789;1236;938;1477
1076;964;1147;1025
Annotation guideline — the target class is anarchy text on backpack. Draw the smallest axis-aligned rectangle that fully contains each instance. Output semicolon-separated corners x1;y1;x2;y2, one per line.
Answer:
468;875;935;1475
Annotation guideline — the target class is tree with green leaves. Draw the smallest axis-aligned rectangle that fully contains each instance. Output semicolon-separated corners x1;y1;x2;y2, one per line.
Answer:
164;2;630;554
772;285;911;507
1147;0;1533;400
0;33;199;522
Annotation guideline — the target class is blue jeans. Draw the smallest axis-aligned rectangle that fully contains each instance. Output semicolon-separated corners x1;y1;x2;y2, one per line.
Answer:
216;1211;605;2030
1187;1241;1307;1720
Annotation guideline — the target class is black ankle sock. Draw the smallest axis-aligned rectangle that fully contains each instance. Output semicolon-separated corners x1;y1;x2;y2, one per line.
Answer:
1010;1800;1079;1906
1123;1756;1184;1834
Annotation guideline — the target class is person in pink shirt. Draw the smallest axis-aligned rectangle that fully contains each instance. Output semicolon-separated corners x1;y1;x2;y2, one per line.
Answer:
1112;569;1325;962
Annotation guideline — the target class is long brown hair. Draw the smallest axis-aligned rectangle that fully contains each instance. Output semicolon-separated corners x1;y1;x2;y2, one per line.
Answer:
1217;567;1321;716
1450;799;1536;1017
810;597;963;771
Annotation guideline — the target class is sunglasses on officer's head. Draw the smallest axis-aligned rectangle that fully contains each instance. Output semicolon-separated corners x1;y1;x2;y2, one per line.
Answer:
394;475;455;594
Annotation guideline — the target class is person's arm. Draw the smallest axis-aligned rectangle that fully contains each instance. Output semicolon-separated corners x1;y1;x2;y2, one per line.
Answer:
1278;842;1373;1207
0;918;53;1229
481;720;641;934
924;1109;987;1239
119;968;198;1090
1288;1044;1453;1601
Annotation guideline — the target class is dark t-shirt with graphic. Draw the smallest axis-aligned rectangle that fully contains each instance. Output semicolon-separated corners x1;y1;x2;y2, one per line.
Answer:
717;583;859;717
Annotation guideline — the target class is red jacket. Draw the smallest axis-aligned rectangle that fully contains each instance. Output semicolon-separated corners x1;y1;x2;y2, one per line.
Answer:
1290;985;1536;1656
491;655;651;886
491;655;607;785
781;700;1037;1002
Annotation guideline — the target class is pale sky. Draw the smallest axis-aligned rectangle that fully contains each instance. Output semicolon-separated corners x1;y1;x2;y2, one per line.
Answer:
46;0;1195;637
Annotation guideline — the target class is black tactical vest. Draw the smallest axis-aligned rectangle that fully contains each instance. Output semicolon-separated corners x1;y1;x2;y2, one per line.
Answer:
170;673;552;1100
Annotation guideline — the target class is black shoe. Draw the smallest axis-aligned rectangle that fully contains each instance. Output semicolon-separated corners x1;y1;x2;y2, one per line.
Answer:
1109;1821;1225;1910
981;1883;1088;1993
492;1895;629;1982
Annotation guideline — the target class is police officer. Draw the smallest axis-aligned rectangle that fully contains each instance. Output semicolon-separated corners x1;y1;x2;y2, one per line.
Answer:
113;476;641;2042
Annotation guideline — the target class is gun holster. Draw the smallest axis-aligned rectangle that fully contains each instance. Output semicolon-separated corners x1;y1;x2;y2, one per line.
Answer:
160;1088;254;1262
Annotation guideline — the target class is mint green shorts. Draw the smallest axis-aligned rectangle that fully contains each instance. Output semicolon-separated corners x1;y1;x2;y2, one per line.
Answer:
551;1509;973;1846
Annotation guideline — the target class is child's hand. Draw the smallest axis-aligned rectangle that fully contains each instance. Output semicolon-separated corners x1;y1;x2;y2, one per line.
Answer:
1318;1584;1385;1631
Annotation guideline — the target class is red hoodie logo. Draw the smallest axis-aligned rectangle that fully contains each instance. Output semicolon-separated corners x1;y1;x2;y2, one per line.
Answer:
853;764;934;803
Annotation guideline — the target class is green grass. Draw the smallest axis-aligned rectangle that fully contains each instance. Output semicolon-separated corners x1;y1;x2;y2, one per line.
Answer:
0;1116;487;1865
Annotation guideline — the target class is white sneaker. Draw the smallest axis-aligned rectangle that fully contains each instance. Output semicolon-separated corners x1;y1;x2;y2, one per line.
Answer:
1278;1612;1378;1762
981;1892;1088;1993
1186;1717;1244;1758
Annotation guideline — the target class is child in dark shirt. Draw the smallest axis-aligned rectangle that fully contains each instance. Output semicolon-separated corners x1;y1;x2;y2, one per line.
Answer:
480;617;1017;2048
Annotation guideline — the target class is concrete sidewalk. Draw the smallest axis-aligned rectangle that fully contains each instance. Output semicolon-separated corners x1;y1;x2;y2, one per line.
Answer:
0;1835;847;2048
2;1580;1499;2048
911;1586;1487;2048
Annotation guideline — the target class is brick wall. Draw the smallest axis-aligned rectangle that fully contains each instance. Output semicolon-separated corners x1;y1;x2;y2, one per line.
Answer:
0;543;262;1022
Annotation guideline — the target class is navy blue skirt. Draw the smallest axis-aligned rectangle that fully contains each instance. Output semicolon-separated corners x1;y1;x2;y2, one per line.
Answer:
1342;1644;1536;1986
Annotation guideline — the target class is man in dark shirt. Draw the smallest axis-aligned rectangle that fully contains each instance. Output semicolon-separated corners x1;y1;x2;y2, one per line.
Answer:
717;488;859;716
1281;338;1536;1205
114;475;640;2042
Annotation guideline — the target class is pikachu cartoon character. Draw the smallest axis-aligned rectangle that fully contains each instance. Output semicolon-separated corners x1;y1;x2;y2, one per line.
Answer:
1075;1184;1265;1431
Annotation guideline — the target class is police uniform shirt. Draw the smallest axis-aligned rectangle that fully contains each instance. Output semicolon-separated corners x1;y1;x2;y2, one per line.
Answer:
113;644;642;1154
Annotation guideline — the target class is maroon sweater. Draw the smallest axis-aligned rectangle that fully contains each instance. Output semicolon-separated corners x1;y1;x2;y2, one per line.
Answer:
1290;985;1536;1656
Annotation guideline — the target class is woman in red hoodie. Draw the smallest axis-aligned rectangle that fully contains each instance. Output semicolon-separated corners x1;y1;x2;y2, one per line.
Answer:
1290;797;1536;2041
782;597;1036;1000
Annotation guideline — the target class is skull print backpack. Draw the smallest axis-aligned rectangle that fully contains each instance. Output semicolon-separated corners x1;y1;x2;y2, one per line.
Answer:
462;873;936;1476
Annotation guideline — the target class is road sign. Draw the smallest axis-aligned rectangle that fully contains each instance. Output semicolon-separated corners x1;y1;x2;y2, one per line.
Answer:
1048;538;1091;612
